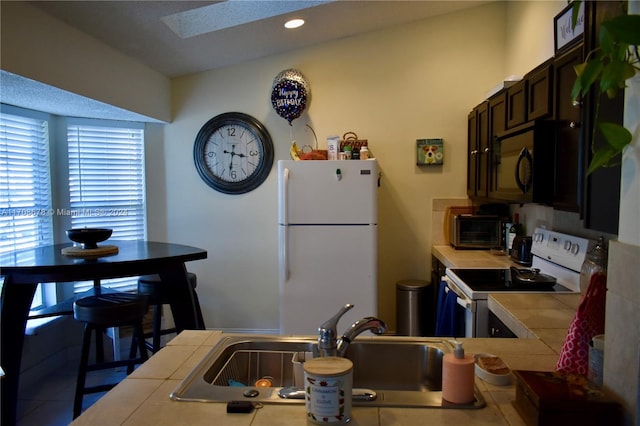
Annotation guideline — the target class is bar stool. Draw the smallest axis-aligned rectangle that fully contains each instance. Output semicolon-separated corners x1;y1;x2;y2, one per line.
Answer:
137;273;203;353
72;292;149;419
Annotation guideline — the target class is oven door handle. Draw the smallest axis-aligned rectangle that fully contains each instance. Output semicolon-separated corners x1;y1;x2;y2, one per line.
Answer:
455;294;471;310
443;278;474;311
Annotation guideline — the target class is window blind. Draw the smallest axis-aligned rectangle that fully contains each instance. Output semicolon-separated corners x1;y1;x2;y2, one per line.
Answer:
0;110;53;308
67;121;146;293
0;111;54;253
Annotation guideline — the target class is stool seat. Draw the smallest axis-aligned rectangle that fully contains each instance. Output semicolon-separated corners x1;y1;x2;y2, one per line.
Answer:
137;272;197;301
74;293;148;326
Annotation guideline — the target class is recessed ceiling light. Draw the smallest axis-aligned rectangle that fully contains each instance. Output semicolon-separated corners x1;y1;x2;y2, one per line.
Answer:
285;19;305;29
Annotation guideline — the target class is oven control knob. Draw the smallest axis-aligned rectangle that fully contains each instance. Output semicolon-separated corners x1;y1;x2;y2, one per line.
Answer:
570;243;579;255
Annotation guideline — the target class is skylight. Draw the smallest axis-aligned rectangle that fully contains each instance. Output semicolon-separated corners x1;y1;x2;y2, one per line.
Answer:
162;0;331;39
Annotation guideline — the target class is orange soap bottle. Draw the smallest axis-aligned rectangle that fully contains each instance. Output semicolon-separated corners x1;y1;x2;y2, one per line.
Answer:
442;340;475;404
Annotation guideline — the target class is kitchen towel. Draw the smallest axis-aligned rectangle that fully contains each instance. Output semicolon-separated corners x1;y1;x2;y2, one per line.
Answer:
435;281;465;337
556;272;607;375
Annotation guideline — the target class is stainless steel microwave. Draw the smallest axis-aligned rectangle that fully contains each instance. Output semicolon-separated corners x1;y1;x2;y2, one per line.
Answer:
449;214;502;249
489;121;554;204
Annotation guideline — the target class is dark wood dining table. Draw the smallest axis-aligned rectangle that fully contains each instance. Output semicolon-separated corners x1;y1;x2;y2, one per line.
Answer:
0;240;207;426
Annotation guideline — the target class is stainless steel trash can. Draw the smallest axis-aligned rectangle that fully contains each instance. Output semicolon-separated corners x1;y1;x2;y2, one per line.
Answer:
396;280;432;336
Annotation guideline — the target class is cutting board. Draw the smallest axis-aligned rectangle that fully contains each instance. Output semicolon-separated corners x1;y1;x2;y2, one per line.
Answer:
61;245;119;258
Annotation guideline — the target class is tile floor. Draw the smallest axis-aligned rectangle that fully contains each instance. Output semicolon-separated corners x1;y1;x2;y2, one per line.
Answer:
17;361;128;426
17;333;147;426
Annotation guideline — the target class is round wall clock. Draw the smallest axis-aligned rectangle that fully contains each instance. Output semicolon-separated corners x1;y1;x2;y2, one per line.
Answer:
193;112;274;194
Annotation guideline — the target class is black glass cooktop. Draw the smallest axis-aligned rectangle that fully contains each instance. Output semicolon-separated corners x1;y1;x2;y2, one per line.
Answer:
449;268;571;292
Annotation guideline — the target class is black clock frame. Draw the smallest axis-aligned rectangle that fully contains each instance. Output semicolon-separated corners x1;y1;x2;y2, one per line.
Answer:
193;112;274;194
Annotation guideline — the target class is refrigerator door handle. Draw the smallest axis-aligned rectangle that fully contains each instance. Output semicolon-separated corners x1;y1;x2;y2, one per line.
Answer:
280;168;290;225
279;168;290;281
280;225;290;281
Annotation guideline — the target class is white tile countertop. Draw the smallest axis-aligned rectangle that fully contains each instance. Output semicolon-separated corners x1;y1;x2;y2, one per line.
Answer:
71;331;561;426
71;246;579;425
432;245;516;269
488;293;580;353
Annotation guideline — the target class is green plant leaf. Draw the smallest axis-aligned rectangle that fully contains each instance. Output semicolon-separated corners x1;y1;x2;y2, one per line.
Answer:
597;121;633;150
602;15;640;45
600;58;635;97
571;62;587;100
613;43;629;61
599;25;615;54
581;11;639;175
578;58;604;97
571;77;583;101
587;146;620;175
571;1;583;30
573;61;586;77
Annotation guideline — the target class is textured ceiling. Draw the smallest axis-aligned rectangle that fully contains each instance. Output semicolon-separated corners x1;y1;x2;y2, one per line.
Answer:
29;0;486;78
2;1;488;122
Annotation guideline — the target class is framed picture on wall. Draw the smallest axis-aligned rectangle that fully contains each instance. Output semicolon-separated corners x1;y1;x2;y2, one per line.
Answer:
416;138;444;166
554;2;584;53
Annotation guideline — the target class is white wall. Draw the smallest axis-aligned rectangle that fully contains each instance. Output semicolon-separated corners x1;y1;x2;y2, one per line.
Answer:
164;2;508;331
504;1;564;75
0;2;171;122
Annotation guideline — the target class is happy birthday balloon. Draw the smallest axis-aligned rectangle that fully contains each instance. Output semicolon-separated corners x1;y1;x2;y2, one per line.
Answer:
271;69;310;125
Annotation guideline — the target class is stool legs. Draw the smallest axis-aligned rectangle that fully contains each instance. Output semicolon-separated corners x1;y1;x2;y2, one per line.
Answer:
137;272;204;354
152;303;163;353
142;303;178;354
73;325;94;419
128;323;149;374
73;323;149;419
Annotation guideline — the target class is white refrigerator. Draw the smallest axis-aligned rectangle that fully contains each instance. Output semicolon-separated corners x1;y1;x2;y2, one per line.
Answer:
278;159;378;335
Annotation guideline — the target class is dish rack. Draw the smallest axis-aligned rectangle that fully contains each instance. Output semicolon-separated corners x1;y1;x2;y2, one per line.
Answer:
211;350;301;388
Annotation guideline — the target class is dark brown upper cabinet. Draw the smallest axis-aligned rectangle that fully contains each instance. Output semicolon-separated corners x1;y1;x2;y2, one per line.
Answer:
506;80;527;129
552;43;584;213
467;101;490;198
526;59;553;121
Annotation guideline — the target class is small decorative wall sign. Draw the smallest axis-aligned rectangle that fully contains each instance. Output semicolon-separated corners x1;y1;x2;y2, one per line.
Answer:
417;138;444;166
554;2;584;53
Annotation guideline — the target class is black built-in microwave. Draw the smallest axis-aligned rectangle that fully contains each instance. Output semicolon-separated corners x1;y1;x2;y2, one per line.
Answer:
489;121;555;204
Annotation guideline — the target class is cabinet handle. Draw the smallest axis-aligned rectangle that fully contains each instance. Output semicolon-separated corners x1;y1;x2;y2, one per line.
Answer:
515;147;533;194
470;150;478;155
572;100;582;108
483;147;490;153
569;121;580;129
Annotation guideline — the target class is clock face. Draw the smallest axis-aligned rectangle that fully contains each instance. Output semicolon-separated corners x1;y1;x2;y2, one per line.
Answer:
193;113;274;194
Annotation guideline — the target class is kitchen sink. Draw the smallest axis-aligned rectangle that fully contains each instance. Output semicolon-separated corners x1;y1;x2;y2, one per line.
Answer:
170;336;485;408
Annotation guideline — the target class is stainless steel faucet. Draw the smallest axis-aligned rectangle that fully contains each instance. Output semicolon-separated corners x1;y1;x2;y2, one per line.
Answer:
318;304;387;357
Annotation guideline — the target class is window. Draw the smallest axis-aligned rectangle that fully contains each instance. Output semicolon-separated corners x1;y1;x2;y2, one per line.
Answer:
0;107;53;309
67;120;146;293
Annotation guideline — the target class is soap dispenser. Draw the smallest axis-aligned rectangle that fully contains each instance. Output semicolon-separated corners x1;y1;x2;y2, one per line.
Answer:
442;340;475;404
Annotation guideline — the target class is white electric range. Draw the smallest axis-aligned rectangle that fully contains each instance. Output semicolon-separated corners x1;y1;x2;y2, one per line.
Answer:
440;227;590;337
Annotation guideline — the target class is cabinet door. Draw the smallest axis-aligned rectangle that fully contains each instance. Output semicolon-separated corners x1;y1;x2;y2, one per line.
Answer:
527;61;553;121
506;80;527;129
476;101;490;198
553;44;584;212
488;92;506;196
467;108;478;198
